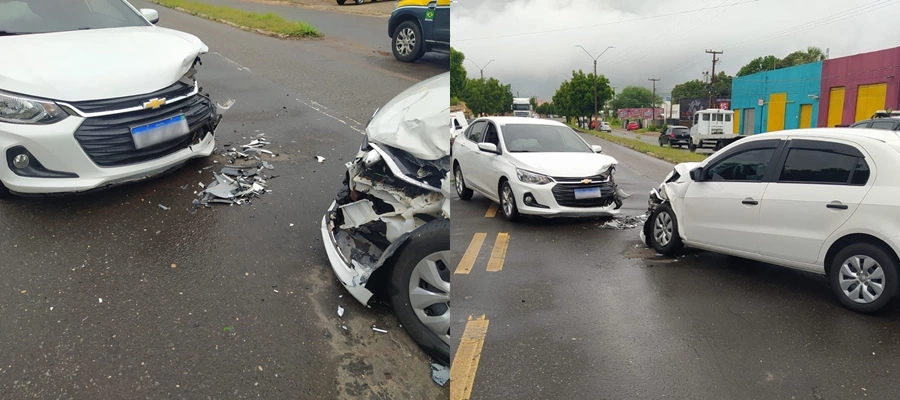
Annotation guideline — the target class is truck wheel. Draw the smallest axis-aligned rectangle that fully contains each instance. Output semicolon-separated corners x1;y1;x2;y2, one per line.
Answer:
688;141;696;153
392;21;424;63
389;219;451;364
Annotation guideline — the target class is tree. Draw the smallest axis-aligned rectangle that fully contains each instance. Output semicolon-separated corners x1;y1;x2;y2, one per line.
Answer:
552;80;573;122
450;47;467;99
609;86;660;110
737;47;827;76
711;71;732;98
737;55;779;76
551;69;613;121
463;77;513;116
529;96;537;110
671;80;707;101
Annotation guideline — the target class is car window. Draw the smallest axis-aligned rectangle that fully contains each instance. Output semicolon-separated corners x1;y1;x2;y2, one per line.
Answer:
725;114;732;122
869;120;898;130
673;127;688;134
483;123;500;146
694;114;700;124
779;149;859;184
501;124;592;153
702;114;710;121
704;148;776;181
849;121;871;128
453;119;462;130
0;0;149;34
851;158;870;185
466;121;485;142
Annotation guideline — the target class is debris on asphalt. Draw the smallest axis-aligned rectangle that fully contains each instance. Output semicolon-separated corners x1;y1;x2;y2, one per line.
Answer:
600;214;648;230
341;325;348;331
337;306;344;318
316;156;325;163
98;298;103;303
193;158;275;207
372;326;388;334
323;329;331;338
158;204;169;211
430;363;449;387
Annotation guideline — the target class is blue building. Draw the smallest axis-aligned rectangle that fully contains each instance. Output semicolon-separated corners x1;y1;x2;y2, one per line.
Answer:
731;62;822;135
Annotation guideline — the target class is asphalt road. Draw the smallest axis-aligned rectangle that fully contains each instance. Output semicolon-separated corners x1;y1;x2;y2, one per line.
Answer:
0;4;447;399
450;132;900;399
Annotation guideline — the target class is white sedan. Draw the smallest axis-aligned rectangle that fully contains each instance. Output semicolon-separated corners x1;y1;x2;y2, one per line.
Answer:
452;117;627;221
0;0;232;197
641;128;900;313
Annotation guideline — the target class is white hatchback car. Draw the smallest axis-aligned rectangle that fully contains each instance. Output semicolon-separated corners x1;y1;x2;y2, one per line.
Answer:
0;0;231;197
452;117;627;221
641;128;900;313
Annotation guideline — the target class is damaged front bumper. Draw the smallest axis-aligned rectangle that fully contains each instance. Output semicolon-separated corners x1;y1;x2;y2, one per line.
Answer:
322;140;450;306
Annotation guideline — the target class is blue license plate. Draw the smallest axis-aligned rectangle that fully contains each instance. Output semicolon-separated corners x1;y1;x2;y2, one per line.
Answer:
131;114;190;149
574;187;602;199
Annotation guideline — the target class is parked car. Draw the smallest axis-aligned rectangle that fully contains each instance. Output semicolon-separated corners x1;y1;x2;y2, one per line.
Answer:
599;121;612;132
336;0;369;4
0;0;233;198
659;125;691;148
321;73;450;363
850;118;900;131
452;117;629;221
641;128;900;313
626;121;639;131
388;0;449;62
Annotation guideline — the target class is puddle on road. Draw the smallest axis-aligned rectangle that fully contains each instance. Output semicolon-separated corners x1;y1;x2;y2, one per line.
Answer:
623;245;687;266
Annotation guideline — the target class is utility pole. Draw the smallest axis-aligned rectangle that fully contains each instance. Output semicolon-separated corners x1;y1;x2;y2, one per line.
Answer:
576;45;615;123
706;50;723;108
466;59;495;80
648;78;660;122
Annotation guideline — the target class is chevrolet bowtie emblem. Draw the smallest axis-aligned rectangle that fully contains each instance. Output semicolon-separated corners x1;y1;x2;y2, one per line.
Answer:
581;179;592;184
143;98;166;109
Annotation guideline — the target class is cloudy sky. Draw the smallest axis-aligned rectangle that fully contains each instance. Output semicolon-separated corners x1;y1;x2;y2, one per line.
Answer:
451;0;900;101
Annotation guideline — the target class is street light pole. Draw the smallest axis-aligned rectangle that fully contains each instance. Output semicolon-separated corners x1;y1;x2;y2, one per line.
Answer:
576;45;614;124
648;78;660;122
466;59;495;80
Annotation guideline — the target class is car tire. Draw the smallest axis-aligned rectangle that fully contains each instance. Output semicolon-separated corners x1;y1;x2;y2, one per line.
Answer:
688;141;696;152
392;21;424;63
499;181;520;222
355;0;364;4
829;242;899;314
336;0;345;4
648;203;683;255
454;165;473;200
389;219;451;364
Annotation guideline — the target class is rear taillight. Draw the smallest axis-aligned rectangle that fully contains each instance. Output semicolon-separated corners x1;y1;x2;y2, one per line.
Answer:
670;133;675;138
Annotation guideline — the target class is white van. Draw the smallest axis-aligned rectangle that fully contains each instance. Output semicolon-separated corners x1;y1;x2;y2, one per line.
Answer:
688;109;742;152
450;111;468;139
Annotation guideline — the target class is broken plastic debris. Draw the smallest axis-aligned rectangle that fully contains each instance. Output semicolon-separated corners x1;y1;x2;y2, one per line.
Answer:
158;204;169;211
600;214;648;230
430;363;449;387
316;156;325;163
289;223;294;227
98;298;103;303
337;306;344;318
341;325;348;331
372;326;388;334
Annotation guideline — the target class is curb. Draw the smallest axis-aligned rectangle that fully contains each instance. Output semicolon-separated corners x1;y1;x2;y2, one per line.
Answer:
148;1;323;40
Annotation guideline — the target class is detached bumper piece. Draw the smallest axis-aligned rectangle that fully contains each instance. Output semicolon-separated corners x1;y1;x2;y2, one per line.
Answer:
73;94;218;167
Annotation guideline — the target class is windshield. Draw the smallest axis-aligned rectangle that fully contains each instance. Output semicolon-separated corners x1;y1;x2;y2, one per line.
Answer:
501;124;592;153
672;127;688;133
512;103;531;111
0;0;149;34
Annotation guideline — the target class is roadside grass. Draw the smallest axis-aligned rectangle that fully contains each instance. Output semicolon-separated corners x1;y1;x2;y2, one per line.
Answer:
149;0;322;38
570;124;708;164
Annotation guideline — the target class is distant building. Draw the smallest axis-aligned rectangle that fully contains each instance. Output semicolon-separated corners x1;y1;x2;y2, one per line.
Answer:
731;62;822;135
818;46;900;127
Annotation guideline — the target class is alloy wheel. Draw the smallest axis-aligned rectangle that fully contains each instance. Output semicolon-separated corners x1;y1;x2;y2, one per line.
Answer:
501;185;514;217
408;251;451;344
455;169;464;195
396;28;416;56
839;255;886;304
653;211;673;247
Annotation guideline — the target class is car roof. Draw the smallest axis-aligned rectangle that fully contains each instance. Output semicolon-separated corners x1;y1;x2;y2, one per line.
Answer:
742;128;900;144
669;125;688;128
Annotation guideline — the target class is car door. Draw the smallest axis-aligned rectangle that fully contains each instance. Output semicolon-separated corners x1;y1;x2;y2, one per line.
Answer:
467;121;503;197
455;120;486;187
682;139;784;254
431;0;450;46
758;138;874;264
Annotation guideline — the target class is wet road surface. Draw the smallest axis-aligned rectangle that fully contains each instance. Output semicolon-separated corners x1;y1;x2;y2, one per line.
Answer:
450;133;900;399
0;4;447;399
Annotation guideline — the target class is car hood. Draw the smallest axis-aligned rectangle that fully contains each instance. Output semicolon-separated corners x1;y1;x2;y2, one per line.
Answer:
0;26;208;101
367;72;450;161
508;152;617;177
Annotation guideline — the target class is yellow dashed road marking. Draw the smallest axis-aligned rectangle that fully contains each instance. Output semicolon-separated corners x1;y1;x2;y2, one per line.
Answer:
450;315;490;400
486;232;509;272
484;203;499;218
455;233;487;275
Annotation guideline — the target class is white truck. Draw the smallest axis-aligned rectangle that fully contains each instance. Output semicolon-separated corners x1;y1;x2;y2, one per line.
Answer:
450;111;468;139
688;108;743;152
512;98;533;117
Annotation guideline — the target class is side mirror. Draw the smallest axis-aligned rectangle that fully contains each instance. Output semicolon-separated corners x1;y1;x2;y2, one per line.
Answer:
689;167;704;182
591;145;603;153
141;8;160;24
477;143;499;153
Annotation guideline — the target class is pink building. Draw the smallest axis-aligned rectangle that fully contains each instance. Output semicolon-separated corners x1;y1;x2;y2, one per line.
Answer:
818;46;900;127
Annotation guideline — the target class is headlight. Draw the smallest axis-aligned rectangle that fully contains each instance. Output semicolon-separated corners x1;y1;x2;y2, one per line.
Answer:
0;91;68;124
598;165;616;180
516;168;553;185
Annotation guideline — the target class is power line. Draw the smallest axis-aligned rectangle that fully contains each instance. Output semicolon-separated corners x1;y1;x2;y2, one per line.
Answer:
656;0;899;79
452;0;759;42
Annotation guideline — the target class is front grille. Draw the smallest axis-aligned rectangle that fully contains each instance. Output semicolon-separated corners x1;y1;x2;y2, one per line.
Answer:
74;94;214;167
551;180;616;208
67;80;195;114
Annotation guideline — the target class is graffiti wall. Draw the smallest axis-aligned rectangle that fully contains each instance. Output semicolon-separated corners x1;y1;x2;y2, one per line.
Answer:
616;108;665;119
678;97;730;119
